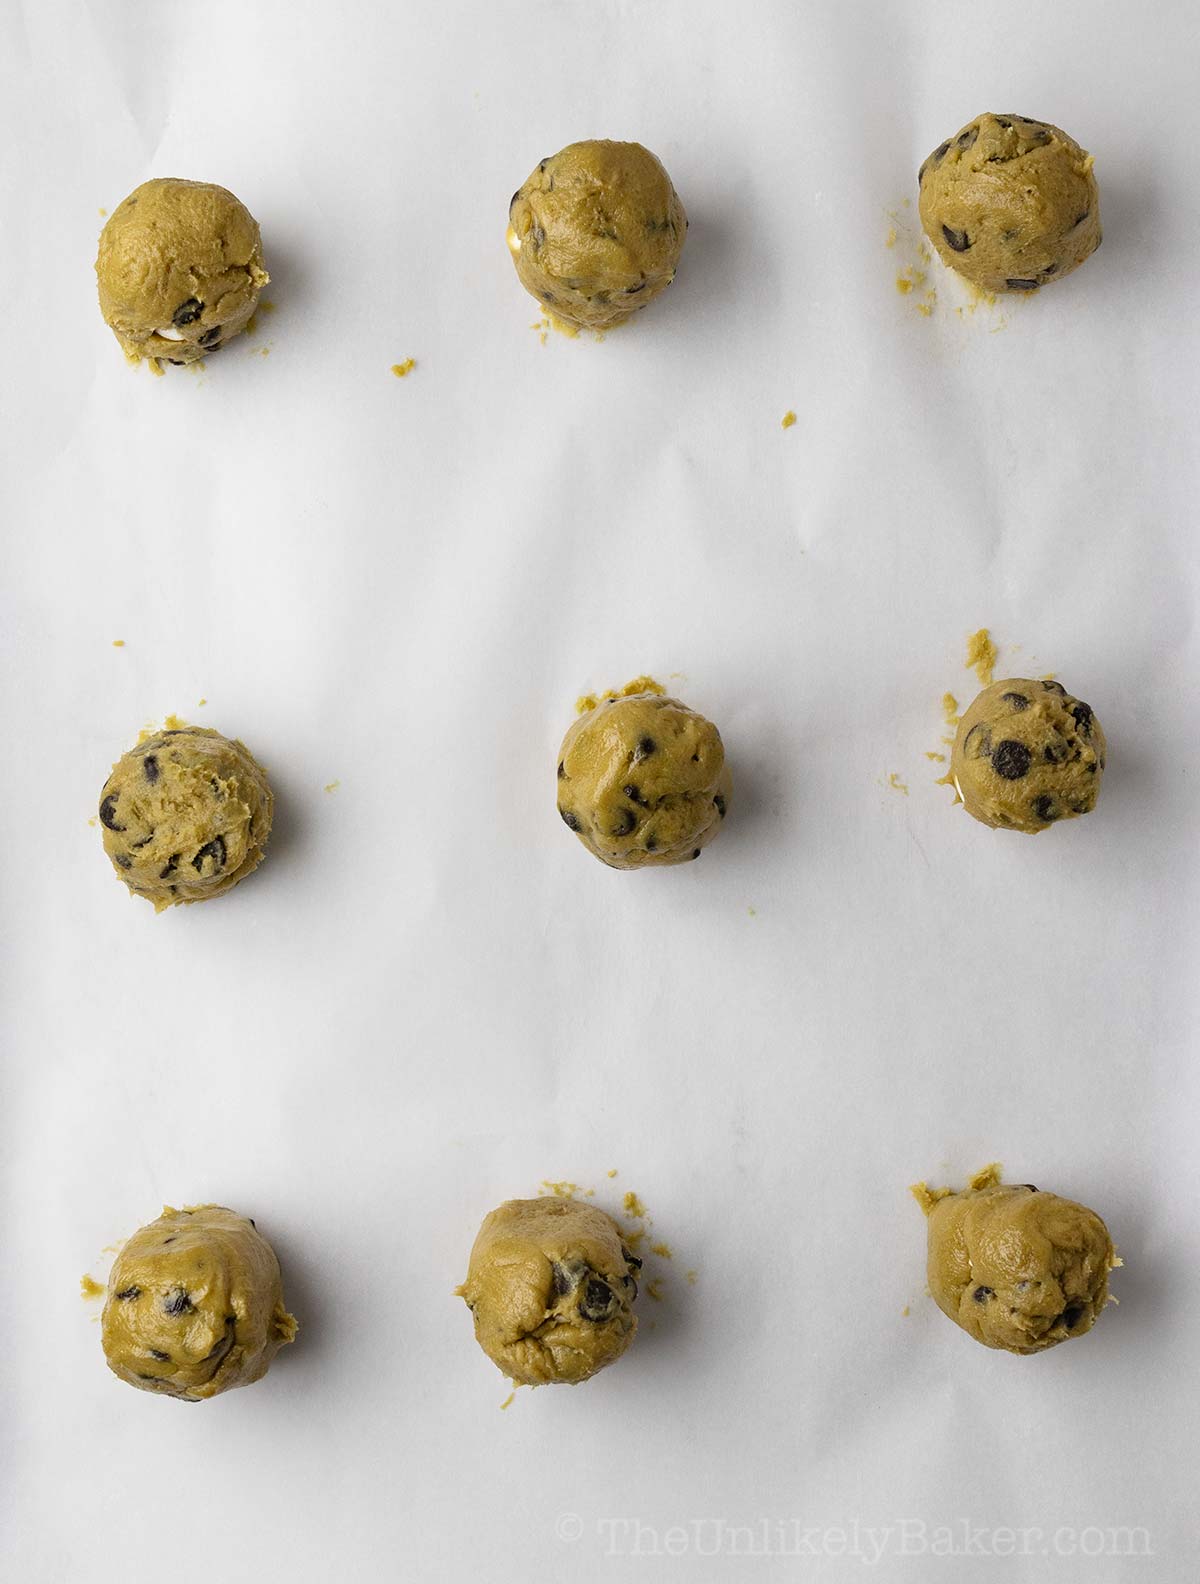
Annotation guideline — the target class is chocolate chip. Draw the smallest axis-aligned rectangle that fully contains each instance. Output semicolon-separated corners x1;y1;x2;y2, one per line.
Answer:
114;853;132;869
158;855;179;879
149;1349;170;1361
714;793;727;819
509;189;521;214
538;158;548;172
634;736;656;760
1044;740;1068;765
1042;680;1067;695
115;1286;141;1301
692;848;701;859
531;224;546;249
942;225;971;252
973;1286;994;1302
995;117;1013;128
172;298;203;327
199;326;222;347
625;282;647;294
541;291;557;305
560;809;580;831
612;808;637;838
933;139;951;164
645;835;657;852
1001;228;1020;243
1070;701;1094;737
167;359;184;366
992;740;1032;779
622;784;647;806
557;761;566;779
957;126;979;150
200;1317;236;1367
1073;210;1090;228
99;793;125;831
192;835;227;874
136;1373;162;1382
1005;278;1040;290
1032;795;1057;822
1061;1304;1085;1329
163;1290;193;1315
1086;762;1097;774
579;1277;615;1321
1041;262;1058;275
551;1263;574;1297
1000;692;1029;711
143;753;159;783
1018;1184;1039;1193
621;1246;643;1270
962;722;992;760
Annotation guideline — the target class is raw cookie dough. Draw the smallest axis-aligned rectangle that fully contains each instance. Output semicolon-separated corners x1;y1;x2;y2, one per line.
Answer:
507;140;686;330
918;113;1100;293
101;1205;297;1400
96;178;268;365
458;1198;640;1385
99;726;273;909
913;1166;1115;1354
950;678;1105;833
557;677;730;868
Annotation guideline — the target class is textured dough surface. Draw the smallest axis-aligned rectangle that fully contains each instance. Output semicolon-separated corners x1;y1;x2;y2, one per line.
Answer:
96;178;268;364
951;678;1105;833
99;726;273;909
101;1205;297;1400
507;140;686;329
918;113;1100;293
459;1198;640;1385
557;678;730;868
915;1167;1114;1354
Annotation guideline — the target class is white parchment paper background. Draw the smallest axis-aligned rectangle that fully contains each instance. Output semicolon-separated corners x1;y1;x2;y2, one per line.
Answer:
2;1;1199;1579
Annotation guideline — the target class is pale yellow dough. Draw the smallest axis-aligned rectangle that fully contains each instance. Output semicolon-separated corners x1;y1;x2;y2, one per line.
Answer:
950;678;1105;833
913;1166;1115;1354
459;1198;640;1385
96;178;268;365
99;725;273;909
507;140;686;329
918;113;1100;293
557;678;730;868
102;1205;297;1400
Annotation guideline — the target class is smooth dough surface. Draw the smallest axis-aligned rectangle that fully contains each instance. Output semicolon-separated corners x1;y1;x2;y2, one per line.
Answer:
507;140;686;329
557;678;730;868
918;113;1100;293
101;1205;297;1400
96;178;268;365
951;678;1105;833
99;726;273;909
459;1198;640;1385
914;1166;1115;1354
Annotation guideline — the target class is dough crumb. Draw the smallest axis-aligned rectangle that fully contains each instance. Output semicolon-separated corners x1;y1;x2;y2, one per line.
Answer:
965;628;997;686
111;639;125;648
925;751;945;762
198;698;207;707
390;358;416;378
540;1180;578;1198
499;1390;515;1410
885;226;897;248
686;1269;698;1285
80;1274;105;1300
895;268;926;296
606;1169;618;1178
646;1280;665;1302
781;410;797;429
887;773;909;795
941;692;959;726
623;1228;646;1254
98;207;108;217
622;1192;648;1219
901;1304;911;1317
650;1242;672;1259
324;780;340;794
260;300;276;313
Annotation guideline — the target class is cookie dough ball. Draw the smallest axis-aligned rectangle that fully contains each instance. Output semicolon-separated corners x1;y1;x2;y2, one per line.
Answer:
98;725;273;909
101;1205;297;1400
96;178;268;365
557;678;730;868
951;678;1105;833
914;1166;1115;1354
507;140;686;330
459;1198;640;1385
918;113;1100;293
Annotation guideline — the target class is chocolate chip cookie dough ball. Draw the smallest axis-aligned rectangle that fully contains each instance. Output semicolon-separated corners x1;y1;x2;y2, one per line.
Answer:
950;678;1105;833
507;140;686;329
912;1166;1116;1354
98;726;273;909
557;678;730;868
96;178;268;365
918;114;1100;293
458;1198;640;1385
101;1205;297;1400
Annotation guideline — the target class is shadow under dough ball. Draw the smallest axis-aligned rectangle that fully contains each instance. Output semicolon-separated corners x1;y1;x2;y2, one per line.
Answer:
101;1205;297;1400
557;677;730;868
96;177;268;364
458;1198;640;1385
98;725;273;909
950;678;1105;832
507;139;686;330
918;113;1100;293
913;1167;1116;1354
